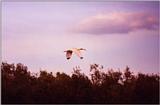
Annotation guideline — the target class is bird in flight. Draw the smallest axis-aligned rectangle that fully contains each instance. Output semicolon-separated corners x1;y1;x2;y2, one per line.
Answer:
64;48;86;60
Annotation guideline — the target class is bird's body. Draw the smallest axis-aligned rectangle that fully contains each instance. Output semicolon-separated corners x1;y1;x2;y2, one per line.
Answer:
64;48;86;60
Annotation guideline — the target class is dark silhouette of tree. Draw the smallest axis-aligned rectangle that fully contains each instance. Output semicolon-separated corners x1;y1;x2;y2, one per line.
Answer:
70;66;92;103
133;73;159;104
1;62;159;104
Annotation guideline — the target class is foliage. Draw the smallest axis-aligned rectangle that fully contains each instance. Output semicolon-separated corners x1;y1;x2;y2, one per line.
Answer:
1;62;159;104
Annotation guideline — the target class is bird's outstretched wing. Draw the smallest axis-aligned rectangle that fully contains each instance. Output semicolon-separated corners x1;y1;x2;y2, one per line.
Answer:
65;50;73;60
73;50;83;59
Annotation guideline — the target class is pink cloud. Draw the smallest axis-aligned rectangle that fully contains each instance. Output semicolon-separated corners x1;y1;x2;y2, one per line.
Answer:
73;12;159;34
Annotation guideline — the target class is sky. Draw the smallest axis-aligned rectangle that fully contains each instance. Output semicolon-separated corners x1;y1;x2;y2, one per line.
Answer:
2;1;159;75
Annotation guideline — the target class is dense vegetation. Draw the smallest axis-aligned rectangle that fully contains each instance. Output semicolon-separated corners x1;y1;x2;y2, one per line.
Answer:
1;62;159;104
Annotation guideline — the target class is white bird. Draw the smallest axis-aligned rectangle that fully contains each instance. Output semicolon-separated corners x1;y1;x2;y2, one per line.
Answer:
64;48;86;60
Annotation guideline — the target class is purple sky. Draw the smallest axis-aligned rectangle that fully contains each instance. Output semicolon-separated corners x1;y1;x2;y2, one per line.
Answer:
2;2;159;75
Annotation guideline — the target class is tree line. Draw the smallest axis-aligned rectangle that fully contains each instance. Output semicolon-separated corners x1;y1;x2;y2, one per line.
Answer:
1;62;159;104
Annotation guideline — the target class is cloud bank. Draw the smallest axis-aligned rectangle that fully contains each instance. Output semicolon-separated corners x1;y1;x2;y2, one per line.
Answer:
73;12;159;34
